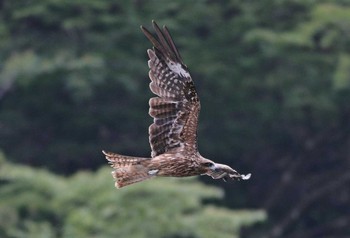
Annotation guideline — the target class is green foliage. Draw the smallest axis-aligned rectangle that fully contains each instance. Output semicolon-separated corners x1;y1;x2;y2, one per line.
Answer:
1;0;350;237
333;53;350;90
0;157;265;238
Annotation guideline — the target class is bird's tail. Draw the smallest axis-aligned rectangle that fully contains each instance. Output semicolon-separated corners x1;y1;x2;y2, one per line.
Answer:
102;150;155;188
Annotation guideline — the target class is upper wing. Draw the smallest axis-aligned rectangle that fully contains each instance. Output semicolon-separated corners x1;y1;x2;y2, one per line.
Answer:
141;21;201;158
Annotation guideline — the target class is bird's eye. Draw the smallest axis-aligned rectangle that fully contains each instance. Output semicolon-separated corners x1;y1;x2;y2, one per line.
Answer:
204;162;214;167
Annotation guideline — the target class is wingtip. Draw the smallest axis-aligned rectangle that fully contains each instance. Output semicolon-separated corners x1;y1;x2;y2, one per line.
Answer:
140;25;147;34
141;20;157;29
152;20;161;31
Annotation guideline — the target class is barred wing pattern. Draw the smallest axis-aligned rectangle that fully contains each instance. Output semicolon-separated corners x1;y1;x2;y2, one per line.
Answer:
103;21;251;188
141;21;200;158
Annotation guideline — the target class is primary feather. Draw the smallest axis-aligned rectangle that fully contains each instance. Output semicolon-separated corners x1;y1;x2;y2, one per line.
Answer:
103;21;250;188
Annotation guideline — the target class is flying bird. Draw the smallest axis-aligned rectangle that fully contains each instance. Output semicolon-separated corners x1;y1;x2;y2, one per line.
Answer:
103;21;251;188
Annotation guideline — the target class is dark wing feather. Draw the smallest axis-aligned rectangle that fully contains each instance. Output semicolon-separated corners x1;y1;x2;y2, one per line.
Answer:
141;21;200;158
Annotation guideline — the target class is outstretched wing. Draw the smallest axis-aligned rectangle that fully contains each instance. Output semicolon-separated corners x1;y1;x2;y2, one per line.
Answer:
141;21;200;158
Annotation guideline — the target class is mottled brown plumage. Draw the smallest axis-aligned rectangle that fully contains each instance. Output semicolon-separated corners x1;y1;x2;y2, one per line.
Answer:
103;21;251;188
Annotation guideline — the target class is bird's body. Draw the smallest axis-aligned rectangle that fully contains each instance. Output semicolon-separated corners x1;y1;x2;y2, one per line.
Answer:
103;21;251;188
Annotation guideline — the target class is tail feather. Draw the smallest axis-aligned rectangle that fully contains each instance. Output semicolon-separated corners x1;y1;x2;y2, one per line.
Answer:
102;151;154;188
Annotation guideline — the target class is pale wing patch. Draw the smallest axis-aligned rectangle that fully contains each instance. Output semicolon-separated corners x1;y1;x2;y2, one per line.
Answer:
167;61;190;78
141;21;201;158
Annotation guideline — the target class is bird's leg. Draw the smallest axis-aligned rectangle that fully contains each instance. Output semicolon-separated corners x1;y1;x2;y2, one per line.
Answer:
222;172;251;182
207;163;251;182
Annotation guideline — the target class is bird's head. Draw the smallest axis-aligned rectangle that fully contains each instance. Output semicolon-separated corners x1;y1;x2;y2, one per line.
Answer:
200;159;251;182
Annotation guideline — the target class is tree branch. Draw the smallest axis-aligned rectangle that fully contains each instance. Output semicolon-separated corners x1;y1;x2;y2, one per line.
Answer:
263;172;350;238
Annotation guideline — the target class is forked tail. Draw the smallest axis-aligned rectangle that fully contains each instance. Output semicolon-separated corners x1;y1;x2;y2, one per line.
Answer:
102;151;154;188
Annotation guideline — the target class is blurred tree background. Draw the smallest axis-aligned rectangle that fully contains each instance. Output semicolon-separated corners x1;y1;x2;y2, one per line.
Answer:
0;0;349;237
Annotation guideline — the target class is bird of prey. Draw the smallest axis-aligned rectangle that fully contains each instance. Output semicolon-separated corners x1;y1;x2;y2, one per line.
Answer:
103;21;251;188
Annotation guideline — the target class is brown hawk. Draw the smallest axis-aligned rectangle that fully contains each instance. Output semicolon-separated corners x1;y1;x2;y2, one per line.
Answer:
103;21;251;188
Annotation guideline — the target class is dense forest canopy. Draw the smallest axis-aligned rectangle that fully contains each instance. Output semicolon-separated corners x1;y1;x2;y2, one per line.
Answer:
0;0;349;237
0;154;265;238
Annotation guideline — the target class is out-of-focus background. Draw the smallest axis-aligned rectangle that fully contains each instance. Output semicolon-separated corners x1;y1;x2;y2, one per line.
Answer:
1;1;349;237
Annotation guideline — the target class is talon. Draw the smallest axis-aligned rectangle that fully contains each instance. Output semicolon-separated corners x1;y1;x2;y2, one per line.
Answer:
241;173;251;180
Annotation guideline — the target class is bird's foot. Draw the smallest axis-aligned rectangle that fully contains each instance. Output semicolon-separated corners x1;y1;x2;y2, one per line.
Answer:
223;172;251;182
241;173;251;180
